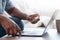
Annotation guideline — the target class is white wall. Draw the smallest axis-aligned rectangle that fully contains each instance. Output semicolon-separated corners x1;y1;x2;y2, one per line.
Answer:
11;0;60;18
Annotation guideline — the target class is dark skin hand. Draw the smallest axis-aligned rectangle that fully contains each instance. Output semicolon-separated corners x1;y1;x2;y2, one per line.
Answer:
1;7;40;37
0;15;21;36
0;15;21;37
27;14;40;24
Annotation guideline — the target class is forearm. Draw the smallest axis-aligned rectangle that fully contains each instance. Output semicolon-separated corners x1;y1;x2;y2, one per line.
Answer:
6;7;28;20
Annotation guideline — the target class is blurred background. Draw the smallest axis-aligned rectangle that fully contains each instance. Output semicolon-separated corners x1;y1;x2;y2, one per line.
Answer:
11;0;60;16
5;0;60;29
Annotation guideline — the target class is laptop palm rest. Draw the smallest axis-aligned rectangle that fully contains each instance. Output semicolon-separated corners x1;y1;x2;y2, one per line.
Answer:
21;28;45;37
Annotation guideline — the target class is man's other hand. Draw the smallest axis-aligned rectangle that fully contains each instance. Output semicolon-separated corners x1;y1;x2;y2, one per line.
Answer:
27;14;40;24
0;16;21;37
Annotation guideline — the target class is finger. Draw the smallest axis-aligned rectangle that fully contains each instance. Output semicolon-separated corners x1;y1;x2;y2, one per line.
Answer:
7;27;13;36
9;27;14;36
16;26;21;37
12;26;17;37
7;28;10;35
10;24;17;37
31;19;40;24
30;14;39;18
37;18;40;21
33;14;39;17
31;20;37;24
17;28;21;37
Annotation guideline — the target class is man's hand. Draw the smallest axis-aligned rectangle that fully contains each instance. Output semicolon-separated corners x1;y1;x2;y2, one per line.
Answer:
0;16;21;37
27;14;40;24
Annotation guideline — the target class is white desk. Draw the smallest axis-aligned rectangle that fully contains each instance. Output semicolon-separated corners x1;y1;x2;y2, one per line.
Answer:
0;29;60;40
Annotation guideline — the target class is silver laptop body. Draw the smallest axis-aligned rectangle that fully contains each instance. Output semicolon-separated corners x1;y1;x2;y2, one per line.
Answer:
21;10;58;37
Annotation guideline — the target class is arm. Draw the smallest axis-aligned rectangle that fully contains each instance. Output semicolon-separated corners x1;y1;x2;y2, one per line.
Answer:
6;7;40;23
5;0;40;24
6;7;28;20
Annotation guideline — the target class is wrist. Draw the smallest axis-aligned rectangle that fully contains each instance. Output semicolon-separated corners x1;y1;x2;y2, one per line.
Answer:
0;15;10;23
26;15;32;22
25;15;29;20
0;15;5;22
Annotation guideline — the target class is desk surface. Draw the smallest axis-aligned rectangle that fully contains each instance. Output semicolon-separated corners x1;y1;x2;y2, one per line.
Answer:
0;29;60;40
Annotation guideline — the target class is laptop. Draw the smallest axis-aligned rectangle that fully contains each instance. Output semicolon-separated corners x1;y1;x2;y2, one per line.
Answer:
21;10;58;37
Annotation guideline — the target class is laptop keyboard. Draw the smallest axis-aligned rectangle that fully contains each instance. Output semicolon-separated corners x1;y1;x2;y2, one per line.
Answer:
21;28;45;35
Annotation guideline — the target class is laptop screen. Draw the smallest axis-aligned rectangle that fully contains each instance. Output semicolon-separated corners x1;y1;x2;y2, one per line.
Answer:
43;10;59;34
